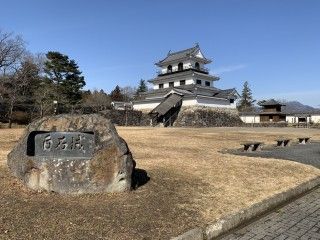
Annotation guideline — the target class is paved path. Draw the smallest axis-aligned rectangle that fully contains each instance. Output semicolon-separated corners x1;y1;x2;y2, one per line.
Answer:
220;187;320;240
233;142;320;168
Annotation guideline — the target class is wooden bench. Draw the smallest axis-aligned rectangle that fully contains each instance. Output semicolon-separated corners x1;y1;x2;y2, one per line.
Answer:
298;137;311;144
241;142;263;152
275;138;291;147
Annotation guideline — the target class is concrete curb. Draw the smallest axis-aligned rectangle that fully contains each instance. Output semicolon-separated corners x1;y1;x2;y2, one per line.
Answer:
171;176;320;240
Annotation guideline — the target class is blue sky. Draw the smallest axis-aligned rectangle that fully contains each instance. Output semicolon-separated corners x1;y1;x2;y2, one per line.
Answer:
1;0;320;106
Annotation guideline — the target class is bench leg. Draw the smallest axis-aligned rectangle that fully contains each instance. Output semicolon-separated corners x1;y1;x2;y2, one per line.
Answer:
253;144;262;151
284;140;291;147
277;141;284;147
244;145;254;152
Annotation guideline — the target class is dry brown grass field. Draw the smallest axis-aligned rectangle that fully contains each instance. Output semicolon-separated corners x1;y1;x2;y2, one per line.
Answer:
1;127;320;239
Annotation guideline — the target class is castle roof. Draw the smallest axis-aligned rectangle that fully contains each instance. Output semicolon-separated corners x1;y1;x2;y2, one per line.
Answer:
150;93;183;116
156;44;212;66
258;99;285;106
136;84;238;101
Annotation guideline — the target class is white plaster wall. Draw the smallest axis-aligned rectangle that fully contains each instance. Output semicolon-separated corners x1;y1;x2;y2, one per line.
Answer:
181;99;197;106
286;115;295;123
192;77;213;87
195;50;204;58
183;60;192;69
172;64;178;72
133;101;161;110
161;60;204;74
311;115;320;123
186;78;194;85
134;96;237;111
240;115;260;123
287;115;317;124
155;78;194;89
172;78;193;87
196;97;237;109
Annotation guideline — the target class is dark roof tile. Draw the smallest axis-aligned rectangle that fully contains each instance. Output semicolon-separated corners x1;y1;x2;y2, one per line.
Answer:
150;93;183;116
156;44;211;65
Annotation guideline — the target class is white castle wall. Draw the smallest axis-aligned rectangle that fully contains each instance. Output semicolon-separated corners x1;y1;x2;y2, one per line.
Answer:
240;115;260;123
153;78;194;90
160;60;204;74
286;115;318;124
196;96;236;109
134;96;236;111
311;115;320;123
181;98;197;106
133;101;160;110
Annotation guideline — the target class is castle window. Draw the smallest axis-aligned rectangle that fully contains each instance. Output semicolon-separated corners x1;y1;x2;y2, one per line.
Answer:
230;99;235;104
169;82;174;87
159;83;164;89
196;79;202;85
195;62;200;70
205;81;210;87
180;80;186;86
178;62;183;71
167;65;172;73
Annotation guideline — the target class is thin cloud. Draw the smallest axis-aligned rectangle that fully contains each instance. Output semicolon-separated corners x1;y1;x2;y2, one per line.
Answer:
211;64;247;75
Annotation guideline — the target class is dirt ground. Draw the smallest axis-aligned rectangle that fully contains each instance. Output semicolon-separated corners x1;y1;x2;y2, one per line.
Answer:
0;127;320;240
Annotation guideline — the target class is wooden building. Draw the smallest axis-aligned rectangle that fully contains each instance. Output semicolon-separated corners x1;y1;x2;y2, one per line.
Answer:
240;99;320;125
258;99;286;122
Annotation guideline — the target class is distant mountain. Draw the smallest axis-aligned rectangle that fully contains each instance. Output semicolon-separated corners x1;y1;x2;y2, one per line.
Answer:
281;101;320;114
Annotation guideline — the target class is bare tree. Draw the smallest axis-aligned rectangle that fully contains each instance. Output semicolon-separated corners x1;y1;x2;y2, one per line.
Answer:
33;79;55;118
0;30;25;74
83;89;111;112
121;86;136;101
1;72;30;128
0;30;26;119
0;53;42;127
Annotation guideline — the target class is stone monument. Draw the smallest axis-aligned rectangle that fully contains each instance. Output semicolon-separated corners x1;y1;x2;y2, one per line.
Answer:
7;114;135;194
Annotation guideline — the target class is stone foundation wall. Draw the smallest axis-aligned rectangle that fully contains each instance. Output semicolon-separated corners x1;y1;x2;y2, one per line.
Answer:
173;106;244;127
99;110;150;126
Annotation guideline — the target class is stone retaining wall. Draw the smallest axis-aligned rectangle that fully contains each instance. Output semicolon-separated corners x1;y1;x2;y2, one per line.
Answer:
173;106;243;127
99;110;150;126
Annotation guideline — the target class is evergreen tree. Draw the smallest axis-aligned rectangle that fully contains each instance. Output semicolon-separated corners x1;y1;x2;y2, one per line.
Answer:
110;85;125;101
135;79;148;100
237;81;255;111
136;79;147;94
44;51;85;106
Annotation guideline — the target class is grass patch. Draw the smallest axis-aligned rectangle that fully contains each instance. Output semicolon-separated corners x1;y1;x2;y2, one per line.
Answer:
0;127;319;239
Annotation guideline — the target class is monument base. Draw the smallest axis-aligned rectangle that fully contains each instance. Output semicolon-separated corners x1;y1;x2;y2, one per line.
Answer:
7;114;135;194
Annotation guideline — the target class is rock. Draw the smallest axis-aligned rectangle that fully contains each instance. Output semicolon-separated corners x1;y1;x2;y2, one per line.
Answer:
7;114;135;194
173;106;244;127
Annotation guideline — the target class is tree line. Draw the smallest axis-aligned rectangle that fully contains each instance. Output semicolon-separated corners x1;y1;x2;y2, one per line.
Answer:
0;29;258;128
0;30;148;127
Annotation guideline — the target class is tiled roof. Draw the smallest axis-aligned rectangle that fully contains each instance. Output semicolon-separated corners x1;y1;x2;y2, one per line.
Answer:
139;84;238;100
214;88;238;99
156;44;211;65
259;99;285;106
150;93;183;116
